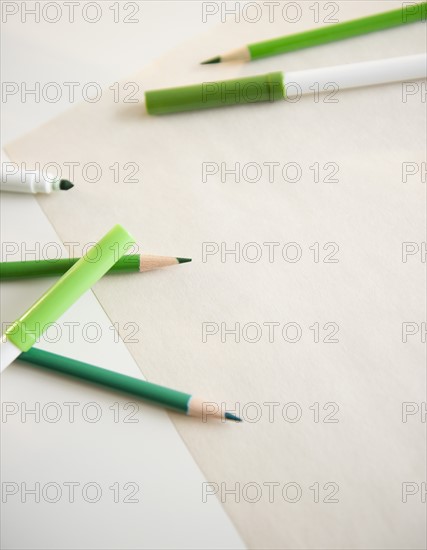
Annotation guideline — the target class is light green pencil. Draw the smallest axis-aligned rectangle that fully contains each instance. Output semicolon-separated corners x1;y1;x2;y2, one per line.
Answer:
17;348;242;422
0;254;191;280
201;3;426;64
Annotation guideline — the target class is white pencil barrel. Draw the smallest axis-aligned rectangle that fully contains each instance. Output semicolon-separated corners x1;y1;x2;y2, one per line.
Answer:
285;54;426;97
0;168;57;193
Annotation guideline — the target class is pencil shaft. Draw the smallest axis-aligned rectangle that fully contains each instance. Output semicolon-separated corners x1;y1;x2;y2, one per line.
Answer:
146;54;426;114
0;255;141;279
18;348;191;414
249;4;426;60
285;53;426;95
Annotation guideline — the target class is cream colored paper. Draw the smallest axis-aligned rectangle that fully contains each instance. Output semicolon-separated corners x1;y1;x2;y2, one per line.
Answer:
6;2;426;548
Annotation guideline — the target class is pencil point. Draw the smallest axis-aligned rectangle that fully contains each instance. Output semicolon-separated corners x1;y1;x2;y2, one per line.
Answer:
177;257;192;264
59;179;74;190
201;56;221;65
225;412;242;422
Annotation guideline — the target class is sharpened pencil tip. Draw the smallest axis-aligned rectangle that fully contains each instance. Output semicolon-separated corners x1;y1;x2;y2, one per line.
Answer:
59;179;74;190
225;412;242;422
201;56;221;65
177;257;192;264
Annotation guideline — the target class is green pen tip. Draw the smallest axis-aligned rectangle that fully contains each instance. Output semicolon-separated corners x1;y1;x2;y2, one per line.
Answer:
201;56;221;65
177;257;192;264
225;412;242;422
59;179;74;190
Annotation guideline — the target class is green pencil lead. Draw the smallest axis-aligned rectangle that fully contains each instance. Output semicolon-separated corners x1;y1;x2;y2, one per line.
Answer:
225;412;242;422
177;257;192;264
201;56;221;65
59;179;74;190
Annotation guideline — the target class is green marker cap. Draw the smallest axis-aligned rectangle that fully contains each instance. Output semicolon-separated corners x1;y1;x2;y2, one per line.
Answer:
5;224;135;352
145;71;285;115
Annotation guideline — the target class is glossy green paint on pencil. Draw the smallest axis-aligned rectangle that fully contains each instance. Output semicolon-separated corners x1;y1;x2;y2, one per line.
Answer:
0;255;192;280
202;3;427;63
0;255;141;279
20;348;192;413
18;348;242;421
250;4;426;60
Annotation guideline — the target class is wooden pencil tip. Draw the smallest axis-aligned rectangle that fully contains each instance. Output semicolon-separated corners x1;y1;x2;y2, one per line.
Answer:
201;56;221;64
176;257;192;264
225;412;242;422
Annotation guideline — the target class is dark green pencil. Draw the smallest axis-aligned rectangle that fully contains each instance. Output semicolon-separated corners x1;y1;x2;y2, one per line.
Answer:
17;348;241;422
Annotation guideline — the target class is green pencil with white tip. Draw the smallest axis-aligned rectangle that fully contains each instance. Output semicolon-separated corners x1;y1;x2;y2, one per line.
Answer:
17;348;242;422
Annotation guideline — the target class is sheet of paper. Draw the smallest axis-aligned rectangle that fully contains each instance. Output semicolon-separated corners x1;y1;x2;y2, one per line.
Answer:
0;155;244;549
6;2;426;548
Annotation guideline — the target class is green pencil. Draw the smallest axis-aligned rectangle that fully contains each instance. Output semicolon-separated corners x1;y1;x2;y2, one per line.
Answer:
201;3;426;64
0;254;191;280
17;348;241;422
